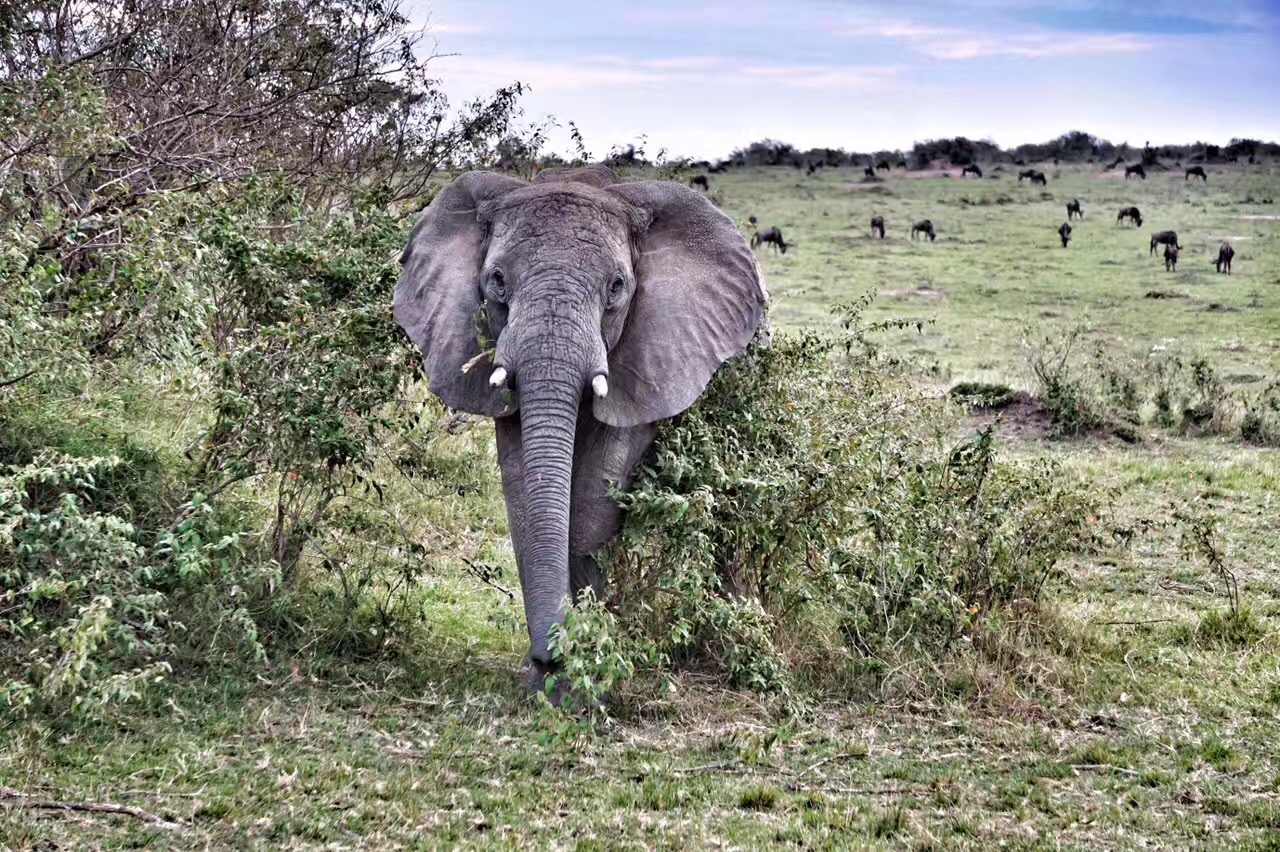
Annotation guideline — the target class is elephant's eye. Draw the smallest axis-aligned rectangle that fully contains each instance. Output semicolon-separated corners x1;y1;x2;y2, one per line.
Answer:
488;269;507;301
609;275;627;299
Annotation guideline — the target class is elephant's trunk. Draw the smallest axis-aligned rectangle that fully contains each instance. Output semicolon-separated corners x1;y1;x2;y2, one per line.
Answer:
503;294;606;667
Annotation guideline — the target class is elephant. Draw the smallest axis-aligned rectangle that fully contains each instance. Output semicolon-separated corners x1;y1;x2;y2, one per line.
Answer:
1066;198;1083;220
393;165;768;696
1216;242;1235;274
1125;164;1146;180
1150;230;1180;255
910;219;936;241
1164;244;1178;271
690;175;709;190
1058;222;1072;248
870;215;885;239
752;225;788;253
1185;166;1207;182
961;164;983;178
1117;206;1143;227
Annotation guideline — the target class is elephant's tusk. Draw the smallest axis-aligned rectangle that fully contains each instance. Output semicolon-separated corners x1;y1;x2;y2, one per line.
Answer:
592;375;608;398
489;367;508;388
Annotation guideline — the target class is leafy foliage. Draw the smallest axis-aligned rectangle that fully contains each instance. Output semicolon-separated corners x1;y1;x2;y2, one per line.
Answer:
602;300;1101;695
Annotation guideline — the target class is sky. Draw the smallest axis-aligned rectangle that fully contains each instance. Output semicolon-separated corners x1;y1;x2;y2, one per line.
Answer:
403;0;1280;161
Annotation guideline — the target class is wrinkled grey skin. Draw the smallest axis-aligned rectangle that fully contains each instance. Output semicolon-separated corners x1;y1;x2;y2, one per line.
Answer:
393;165;767;694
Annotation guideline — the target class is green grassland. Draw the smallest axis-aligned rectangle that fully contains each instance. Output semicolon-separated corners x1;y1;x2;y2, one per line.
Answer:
5;163;1280;849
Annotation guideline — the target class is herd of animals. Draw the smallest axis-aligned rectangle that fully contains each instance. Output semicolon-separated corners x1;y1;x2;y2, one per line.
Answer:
712;164;1239;275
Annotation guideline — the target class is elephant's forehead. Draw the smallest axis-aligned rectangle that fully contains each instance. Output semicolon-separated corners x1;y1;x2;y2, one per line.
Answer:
490;192;631;258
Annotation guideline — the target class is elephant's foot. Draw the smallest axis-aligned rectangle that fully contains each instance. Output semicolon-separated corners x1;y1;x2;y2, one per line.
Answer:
518;654;602;711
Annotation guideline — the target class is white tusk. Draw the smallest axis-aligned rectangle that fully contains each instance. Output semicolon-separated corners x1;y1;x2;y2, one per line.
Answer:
592;375;609;398
489;366;508;388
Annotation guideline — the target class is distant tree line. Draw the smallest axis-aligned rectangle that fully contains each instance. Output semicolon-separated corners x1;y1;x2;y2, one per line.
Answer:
588;132;1278;173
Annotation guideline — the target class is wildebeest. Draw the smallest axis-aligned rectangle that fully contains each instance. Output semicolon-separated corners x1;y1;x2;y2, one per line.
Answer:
876;160;891;171
1066;198;1083;220
871;215;885;239
1164;244;1178;271
1013;158;1027;166
863;165;875;178
1149;231;1180;256
1018;169;1047;185
690;175;709;190
1125;164;1147;180
1116;206;1143;227
1216;242;1235;274
1058;222;1072;248
896;160;908;169
708;162;728;174
1185;166;1207;182
910;219;936;241
806;162;818;176
751;226;788;254
961;164;983;178
1105;157;1125;171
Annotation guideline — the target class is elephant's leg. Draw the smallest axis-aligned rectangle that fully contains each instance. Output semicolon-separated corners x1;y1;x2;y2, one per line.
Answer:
567;410;658;601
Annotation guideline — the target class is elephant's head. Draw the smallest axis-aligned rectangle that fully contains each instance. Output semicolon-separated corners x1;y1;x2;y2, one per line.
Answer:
393;165;766;669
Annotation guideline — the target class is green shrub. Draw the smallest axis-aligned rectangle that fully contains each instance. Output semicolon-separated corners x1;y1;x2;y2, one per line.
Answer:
602;299;1100;696
0;454;267;715
1240;380;1280;446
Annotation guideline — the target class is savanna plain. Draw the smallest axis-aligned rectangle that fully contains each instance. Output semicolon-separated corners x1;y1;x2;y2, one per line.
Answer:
5;162;1280;850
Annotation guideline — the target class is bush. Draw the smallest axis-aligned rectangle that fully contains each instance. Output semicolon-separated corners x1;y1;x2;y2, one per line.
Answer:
1240;380;1280;446
0;454;268;715
602;299;1100;696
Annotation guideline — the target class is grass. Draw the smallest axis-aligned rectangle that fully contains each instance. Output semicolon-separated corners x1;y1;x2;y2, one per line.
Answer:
4;162;1280;849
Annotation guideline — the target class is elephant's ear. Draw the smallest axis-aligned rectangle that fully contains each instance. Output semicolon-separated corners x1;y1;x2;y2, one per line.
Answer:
393;172;525;416
597;181;768;427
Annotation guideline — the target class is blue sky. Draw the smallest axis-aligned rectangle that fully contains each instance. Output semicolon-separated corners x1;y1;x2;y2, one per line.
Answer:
404;0;1280;160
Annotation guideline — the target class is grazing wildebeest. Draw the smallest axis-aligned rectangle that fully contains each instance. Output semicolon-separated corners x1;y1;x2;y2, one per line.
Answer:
751;226;788;254
910;219;936;241
1116;206;1143;227
1164;244;1178;271
871;215;885;239
1105;157;1124;171
1018;169;1047;185
690;175;709;190
1216;242;1235;274
708;162;728;173
961;164;983;178
876;160;891;171
1058;222;1072;248
1125;164;1147;180
896;160;908;169
1066;198;1083;220
806;162;818;176
1013;158;1027;166
1150;231;1180;256
1185;166;1207;182
863;165;875;178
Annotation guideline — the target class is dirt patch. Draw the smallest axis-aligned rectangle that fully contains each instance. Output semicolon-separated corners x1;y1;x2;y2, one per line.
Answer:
964;392;1141;444
965;392;1054;441
882;286;945;300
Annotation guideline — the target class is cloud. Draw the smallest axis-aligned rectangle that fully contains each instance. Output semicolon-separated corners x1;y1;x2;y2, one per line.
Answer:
838;18;1157;59
434;53;905;95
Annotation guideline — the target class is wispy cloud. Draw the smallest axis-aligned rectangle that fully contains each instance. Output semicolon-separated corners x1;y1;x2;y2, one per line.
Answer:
838;19;1156;59
435;53;904;94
